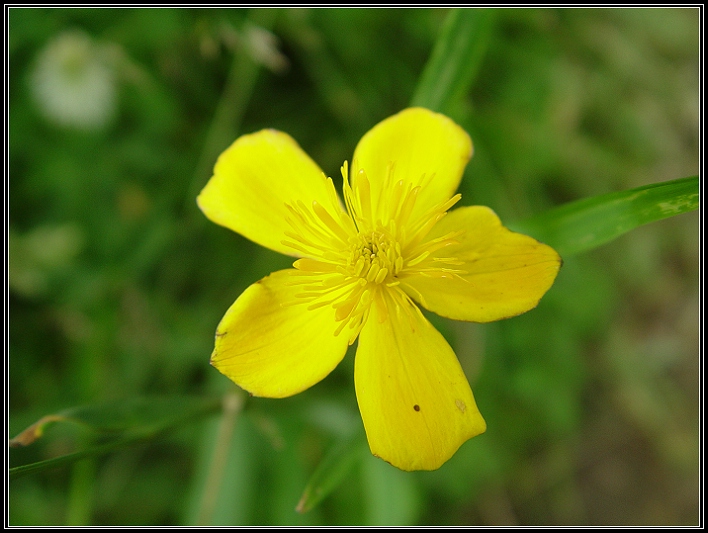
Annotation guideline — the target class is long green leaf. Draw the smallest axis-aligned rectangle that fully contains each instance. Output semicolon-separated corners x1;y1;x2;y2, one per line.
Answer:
512;176;699;257
410;8;495;112
10;396;222;479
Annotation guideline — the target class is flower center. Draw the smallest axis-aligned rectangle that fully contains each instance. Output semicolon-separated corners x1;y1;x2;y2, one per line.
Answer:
348;231;403;285
281;161;466;344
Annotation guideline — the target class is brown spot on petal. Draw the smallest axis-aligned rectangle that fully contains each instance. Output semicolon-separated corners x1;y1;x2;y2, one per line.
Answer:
455;399;466;413
413;404;420;412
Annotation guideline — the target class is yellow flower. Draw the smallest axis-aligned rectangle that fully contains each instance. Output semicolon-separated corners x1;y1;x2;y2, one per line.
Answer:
198;108;561;471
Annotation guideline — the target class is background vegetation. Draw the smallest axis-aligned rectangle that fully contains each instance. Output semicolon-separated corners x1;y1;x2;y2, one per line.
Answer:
9;7;699;525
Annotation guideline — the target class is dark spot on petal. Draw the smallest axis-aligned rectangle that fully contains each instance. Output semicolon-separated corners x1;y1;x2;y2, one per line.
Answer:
413;404;420;411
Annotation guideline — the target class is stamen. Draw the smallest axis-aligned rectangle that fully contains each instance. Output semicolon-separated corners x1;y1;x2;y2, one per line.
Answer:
292;201;344;249
406;251;429;267
281;240;312;256
348;307;370;345
433;257;465;265
284;160;468;339
312;200;350;244
293;258;340;272
334;286;365;322
386;180;405;223
366;263;381;283
395;256;404;272
354;168;372;226
374;267;388;284
354;257;366;277
396;185;420;228
374;291;388;323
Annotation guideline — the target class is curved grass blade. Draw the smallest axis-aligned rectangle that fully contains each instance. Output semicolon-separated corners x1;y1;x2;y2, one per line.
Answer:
512;176;699;257
10;434;148;480
10;396;223;480
411;8;495;112
296;431;368;514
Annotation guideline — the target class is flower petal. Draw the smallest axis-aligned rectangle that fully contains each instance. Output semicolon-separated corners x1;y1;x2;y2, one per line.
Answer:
351;107;472;223
355;291;486;471
211;269;350;398
402;206;561;323
197;129;338;256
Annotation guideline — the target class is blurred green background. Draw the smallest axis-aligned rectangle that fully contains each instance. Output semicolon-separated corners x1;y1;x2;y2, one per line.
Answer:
9;7;699;526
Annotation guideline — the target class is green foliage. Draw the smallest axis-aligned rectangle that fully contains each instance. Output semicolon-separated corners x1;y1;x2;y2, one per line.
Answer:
9;7;698;526
411;8;495;113
296;432;368;515
10;396;222;479
514;175;699;257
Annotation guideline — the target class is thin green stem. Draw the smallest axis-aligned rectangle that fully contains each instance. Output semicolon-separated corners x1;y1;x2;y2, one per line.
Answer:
185;9;279;214
66;458;96;526
196;390;245;526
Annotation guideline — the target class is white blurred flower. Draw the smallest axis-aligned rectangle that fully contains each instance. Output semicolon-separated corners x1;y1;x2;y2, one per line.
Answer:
30;30;117;130
243;23;289;74
9;224;84;297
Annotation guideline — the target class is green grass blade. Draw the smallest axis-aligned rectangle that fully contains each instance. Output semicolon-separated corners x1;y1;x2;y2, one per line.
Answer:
10;396;223;446
411;8;495;112
295;432;368;514
512;176;699;257
10;434;148;480
10;396;222;479
362;453;420;526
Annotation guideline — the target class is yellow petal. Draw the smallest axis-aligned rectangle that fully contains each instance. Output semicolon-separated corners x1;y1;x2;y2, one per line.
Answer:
351;107;472;224
211;269;350;398
402;206;561;323
355;291;486;471
197;129;338;256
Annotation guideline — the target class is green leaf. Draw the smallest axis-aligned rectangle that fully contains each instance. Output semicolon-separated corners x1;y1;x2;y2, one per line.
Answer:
512;176;699;257
10;396;222;480
296;432;368;514
411;8;495;112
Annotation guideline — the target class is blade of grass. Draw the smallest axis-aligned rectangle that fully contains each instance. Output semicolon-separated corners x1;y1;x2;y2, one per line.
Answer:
411;8;495;112
512;176;699;257
361;453;420;526
280;10;371;131
10;434;147;480
185;8;279;214
196;391;245;525
296;431;368;514
9;396;222;480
